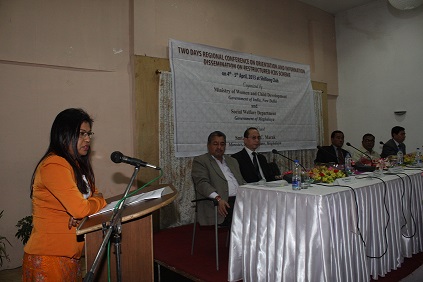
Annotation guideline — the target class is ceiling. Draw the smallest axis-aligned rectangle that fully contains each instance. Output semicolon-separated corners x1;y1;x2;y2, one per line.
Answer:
298;0;376;14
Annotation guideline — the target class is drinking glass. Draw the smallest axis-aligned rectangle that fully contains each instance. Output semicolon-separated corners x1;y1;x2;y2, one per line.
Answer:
301;170;311;189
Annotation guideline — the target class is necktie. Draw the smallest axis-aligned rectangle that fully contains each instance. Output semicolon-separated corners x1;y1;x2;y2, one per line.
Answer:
252;152;262;180
337;148;345;164
398;143;405;153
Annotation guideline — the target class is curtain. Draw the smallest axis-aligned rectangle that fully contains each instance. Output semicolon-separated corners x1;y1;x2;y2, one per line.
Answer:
158;72;194;228
158;72;324;228
313;89;324;146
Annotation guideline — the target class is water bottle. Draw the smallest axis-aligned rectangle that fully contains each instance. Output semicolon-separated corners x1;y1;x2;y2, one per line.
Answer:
292;160;302;190
397;150;404;166
378;158;385;173
344;156;353;176
415;148;422;167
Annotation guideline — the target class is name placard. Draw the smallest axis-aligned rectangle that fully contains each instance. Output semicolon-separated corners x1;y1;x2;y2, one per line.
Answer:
387;167;404;174
334;176;357;186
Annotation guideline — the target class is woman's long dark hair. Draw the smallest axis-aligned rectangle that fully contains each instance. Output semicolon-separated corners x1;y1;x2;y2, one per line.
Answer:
31;108;95;197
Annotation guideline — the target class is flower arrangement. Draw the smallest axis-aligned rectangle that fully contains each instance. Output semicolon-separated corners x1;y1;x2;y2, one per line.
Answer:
309;166;346;183
283;170;293;176
381;152;415;167
404;153;415;165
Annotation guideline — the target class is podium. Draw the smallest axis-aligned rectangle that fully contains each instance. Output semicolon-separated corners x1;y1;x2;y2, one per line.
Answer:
77;184;177;281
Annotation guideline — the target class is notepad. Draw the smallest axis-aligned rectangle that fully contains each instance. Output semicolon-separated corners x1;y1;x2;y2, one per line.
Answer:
90;187;167;217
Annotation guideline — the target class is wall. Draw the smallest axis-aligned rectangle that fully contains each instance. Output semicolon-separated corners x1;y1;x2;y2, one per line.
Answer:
336;0;423;152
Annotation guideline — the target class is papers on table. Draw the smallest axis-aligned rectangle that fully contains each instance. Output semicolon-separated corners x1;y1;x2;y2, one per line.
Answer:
90;187;167;217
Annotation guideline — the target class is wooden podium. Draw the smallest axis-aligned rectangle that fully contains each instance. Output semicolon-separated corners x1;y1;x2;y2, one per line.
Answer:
76;184;177;281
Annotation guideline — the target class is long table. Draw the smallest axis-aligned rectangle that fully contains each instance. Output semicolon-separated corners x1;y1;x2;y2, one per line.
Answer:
228;170;423;281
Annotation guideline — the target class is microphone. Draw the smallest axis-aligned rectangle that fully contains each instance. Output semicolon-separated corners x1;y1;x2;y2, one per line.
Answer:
346;142;372;161
272;149;306;171
316;145;339;160
110;151;161;170
380;141;384;145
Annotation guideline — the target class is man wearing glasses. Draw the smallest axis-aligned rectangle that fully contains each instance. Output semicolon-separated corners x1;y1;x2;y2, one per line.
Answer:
352;133;380;165
232;127;277;183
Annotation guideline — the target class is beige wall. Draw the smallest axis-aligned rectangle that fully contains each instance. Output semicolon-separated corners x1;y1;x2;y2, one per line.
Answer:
0;0;338;269
135;0;338;92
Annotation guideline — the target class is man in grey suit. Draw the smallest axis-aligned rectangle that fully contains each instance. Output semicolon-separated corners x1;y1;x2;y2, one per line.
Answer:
191;131;245;226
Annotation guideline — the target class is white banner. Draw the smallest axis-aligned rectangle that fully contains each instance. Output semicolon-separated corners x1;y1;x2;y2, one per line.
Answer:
169;39;316;157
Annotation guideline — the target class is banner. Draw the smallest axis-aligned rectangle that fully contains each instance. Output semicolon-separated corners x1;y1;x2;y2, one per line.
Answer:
169;39;316;157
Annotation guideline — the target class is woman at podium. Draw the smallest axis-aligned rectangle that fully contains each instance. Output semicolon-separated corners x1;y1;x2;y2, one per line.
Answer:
22;108;107;281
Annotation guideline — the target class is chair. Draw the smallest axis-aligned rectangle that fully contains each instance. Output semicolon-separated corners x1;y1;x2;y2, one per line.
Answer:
269;160;282;176
191;194;220;270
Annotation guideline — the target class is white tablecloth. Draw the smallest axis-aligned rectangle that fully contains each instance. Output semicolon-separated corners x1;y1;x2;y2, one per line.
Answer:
228;170;423;281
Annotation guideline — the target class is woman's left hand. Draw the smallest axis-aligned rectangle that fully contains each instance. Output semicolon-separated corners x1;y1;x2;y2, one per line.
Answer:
68;217;81;229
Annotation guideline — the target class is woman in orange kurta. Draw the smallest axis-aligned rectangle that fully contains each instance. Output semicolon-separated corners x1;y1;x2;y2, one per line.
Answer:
23;108;107;281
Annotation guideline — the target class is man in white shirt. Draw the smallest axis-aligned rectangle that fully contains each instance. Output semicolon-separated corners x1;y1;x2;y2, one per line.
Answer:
352;133;380;165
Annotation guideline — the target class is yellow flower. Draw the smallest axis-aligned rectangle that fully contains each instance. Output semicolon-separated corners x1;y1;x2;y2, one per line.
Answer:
404;153;415;165
309;165;346;184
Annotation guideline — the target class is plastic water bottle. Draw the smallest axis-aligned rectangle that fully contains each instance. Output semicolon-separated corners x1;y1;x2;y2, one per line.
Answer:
397;150;404;166
378;158;385;173
344;156;353;176
292;160;302;190
415;148;422;167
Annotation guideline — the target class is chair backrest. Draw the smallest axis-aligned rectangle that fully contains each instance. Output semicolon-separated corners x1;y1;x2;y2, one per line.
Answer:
268;161;281;176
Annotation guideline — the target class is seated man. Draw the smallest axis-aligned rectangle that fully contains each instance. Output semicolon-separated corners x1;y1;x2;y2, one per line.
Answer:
232;127;277;183
381;126;406;158
315;130;351;164
191;131;245;226
352;133;380;165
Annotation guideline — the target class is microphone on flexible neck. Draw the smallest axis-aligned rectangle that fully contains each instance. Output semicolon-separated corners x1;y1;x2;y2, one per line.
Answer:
272;149;306;171
316;145;342;164
110;151;161;170
346;142;372;161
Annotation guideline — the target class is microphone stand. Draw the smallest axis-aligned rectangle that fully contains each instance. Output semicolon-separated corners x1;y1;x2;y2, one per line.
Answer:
273;149;312;187
84;165;141;282
272;149;307;171
346;142;372;161
316;146;342;164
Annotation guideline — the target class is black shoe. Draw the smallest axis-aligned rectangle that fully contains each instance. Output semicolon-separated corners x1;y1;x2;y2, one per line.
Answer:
218;220;231;228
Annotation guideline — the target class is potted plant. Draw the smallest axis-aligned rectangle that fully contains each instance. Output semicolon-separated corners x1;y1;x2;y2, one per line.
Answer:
0;210;12;267
15;215;33;245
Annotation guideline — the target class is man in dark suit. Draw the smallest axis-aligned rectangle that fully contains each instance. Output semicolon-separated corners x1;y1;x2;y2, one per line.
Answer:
232;127;277;183
191;131;245;226
315;130;351;164
380;126;406;158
